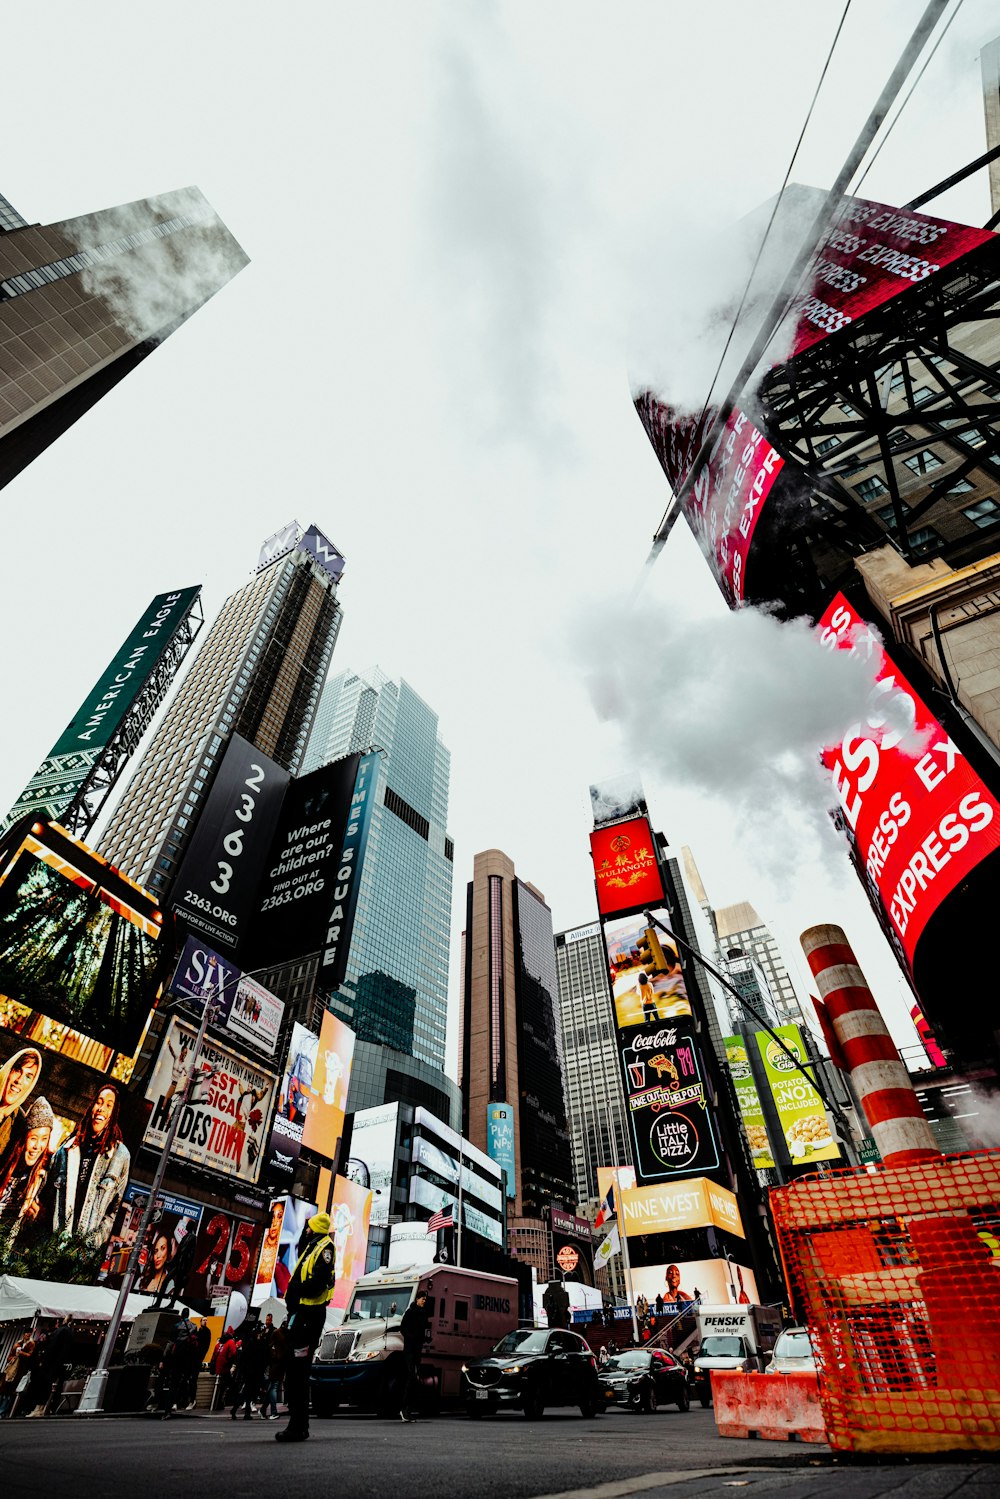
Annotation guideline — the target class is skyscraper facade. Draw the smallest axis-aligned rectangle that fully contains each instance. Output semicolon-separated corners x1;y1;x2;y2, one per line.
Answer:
713;901;807;1029
0;186;246;493
100;526;344;895
553;922;632;1210
461;849;575;1236
302;668;453;1076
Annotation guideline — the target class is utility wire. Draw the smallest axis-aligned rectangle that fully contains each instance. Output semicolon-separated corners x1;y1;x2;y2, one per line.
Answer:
852;0;965;195
643;0;950;576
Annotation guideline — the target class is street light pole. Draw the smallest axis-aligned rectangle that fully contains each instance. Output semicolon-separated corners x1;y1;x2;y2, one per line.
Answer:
77;983;226;1415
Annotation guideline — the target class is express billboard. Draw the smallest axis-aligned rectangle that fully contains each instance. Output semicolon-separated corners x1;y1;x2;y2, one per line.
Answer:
618;1018;719;1181
4;587;202;830
144;1017;278;1185
171;734;289;953
755;1024;839;1165
0;821;164;1055
589;817;665;917
818;593;1000;966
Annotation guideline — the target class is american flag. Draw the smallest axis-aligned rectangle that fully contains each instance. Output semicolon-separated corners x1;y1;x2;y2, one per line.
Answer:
426;1207;454;1233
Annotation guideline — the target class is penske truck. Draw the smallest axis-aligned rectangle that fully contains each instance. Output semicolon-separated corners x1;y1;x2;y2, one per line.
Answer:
692;1304;782;1406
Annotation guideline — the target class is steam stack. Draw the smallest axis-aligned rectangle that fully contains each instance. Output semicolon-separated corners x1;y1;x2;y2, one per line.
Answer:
800;924;937;1166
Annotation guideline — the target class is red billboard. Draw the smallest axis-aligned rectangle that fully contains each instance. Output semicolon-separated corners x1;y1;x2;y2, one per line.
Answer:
590;817;665;916
818;594;1000;965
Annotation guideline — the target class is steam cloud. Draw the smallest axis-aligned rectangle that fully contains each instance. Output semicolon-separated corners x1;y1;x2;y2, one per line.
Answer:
73;187;248;346
579;592;909;889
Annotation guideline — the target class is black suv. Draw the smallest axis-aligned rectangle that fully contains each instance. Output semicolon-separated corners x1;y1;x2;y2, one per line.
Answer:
599;1348;690;1414
462;1328;600;1419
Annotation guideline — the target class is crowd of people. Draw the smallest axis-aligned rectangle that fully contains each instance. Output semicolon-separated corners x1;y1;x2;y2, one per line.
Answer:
0;1316;78;1418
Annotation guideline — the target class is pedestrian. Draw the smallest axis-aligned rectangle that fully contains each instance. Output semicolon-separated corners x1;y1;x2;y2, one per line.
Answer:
275;1210;336;1443
398;1288;430;1423
230;1323;269;1421
655;1293;665;1319
212;1325;239;1409
160;1306;197;1419
262;1319;287;1420
26;1315;73;1417
0;1332;34;1418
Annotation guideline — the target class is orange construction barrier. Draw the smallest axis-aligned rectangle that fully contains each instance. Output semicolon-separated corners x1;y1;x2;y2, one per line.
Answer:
770;1150;1000;1454
711;1371;826;1443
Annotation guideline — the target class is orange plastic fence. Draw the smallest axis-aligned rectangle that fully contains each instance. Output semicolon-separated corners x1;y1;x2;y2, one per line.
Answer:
770;1150;1000;1454
712;1371;826;1443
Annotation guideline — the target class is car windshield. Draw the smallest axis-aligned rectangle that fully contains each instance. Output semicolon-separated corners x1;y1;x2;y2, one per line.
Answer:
774;1331;812;1358
605;1351;650;1370
493;1330;548;1356
701;1336;743;1357
347;1286;413;1321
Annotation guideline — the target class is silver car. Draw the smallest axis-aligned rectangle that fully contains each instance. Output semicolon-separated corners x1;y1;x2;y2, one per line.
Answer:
767;1327;816;1375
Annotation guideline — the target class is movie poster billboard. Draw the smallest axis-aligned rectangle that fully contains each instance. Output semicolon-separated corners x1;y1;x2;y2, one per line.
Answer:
261;1025;310;1190
227;974;284;1057
345;1102;398;1227
619;1018;719;1181
265;1194;317;1299
172;734;289;954
144;1018;277;1185
185;1205;265;1306
603;909;691;1029
4;587;202;831
252;1198;286;1303
589;817;665;917
302;1010;355;1160
0;822;164;1055
102;1183;204;1296
755;1024;839;1165
818;593;1000;968
630;1257;759;1309
247;754;363;971
486;1103;516;1199
723;1036;775;1170
0;1031;146;1257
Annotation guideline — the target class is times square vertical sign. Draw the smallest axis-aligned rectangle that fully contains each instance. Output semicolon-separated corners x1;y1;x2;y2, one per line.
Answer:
589;817;719;1185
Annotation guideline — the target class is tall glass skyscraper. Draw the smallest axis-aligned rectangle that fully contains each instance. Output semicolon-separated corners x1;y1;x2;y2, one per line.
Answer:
302;668;453;1079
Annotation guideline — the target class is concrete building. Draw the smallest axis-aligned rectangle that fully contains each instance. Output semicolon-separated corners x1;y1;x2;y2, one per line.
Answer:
301;667;453;1081
460;849;575;1278
0;185;246;494
100;524;344;895
714;900;808;1029
553;922;632;1211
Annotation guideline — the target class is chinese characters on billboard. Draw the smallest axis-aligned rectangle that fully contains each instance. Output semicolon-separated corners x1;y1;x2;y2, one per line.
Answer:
818;594;1000;966
589;817;665;917
144;1018;277;1185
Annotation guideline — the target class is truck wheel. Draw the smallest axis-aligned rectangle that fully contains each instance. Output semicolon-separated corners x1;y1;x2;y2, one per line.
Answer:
466;1403;483;1419
523;1389;544;1420
579;1394;597;1418
642;1384;658;1414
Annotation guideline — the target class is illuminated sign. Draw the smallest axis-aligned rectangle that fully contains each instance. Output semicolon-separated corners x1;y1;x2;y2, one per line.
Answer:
755;1024;839;1165
486;1102;516;1199
556;1245;579;1274
321;752;379;987
619;1018;719;1181
723;1035;775;1169
818;593;1000;965
603;908;691;1030
614;1176;745;1240
589;816;664;916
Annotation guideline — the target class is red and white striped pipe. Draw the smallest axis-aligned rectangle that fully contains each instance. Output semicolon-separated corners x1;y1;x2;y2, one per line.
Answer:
801;924;938;1166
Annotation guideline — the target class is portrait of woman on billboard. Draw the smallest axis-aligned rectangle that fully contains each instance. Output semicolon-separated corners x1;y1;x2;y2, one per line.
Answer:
0;1094;54;1241
49;1081;130;1249
0;1047;42;1161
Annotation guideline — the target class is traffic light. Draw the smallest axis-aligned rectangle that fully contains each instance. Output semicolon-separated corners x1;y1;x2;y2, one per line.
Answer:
637;926;671;974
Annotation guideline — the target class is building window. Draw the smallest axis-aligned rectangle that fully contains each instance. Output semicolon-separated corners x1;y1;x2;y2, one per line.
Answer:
945;478;975;495
855;475;888;501
963;498;1000;529
815;436;838;455
903;449;942;475
908;526;941;555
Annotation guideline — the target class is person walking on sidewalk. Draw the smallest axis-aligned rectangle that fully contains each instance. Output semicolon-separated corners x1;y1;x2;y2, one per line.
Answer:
230;1323;269;1421
262;1320;287;1420
275;1211;336;1444
398;1289;430;1422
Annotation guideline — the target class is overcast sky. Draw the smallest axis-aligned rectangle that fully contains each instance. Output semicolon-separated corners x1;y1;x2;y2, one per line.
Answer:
2;1;998;1071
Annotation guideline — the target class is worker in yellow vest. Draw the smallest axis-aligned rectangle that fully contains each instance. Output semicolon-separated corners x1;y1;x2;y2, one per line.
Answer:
275;1211;336;1443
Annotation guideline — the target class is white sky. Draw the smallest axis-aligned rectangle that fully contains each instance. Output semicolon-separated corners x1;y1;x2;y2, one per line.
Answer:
1;1;998;1073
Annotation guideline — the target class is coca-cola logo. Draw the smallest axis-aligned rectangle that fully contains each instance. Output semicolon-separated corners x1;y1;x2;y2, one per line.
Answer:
632;1028;679;1052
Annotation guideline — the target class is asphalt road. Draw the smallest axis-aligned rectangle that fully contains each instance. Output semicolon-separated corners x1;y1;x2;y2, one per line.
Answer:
0;1408;996;1499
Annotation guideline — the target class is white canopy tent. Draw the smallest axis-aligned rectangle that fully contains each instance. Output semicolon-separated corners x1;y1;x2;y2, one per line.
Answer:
0;1275;158;1324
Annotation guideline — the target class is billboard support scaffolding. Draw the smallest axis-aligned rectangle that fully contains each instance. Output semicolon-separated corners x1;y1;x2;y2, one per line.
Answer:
77;963;241;1416
642;908;851;1139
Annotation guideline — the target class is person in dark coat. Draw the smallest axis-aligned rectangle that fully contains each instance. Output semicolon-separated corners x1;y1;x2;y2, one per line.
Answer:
275;1212;336;1443
398;1289;430;1422
230;1323;269;1420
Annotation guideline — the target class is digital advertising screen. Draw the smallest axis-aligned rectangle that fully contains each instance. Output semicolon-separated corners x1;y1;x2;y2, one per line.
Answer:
185;1205;265;1306
486;1102;516;1200
603;909;691;1030
301;1009;355;1160
755;1024;839;1165
818;594;1000;968
723;1035;775;1170
0;823;163;1055
613;1176;745;1240
328;1173;373;1310
103;1183;204;1295
144;1018;278;1185
619;1018;720;1181
630;1257;759;1310
589;817;665;917
345;1102;398;1227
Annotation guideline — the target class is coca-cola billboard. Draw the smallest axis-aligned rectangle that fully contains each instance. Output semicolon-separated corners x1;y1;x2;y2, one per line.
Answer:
818;593;1000;966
